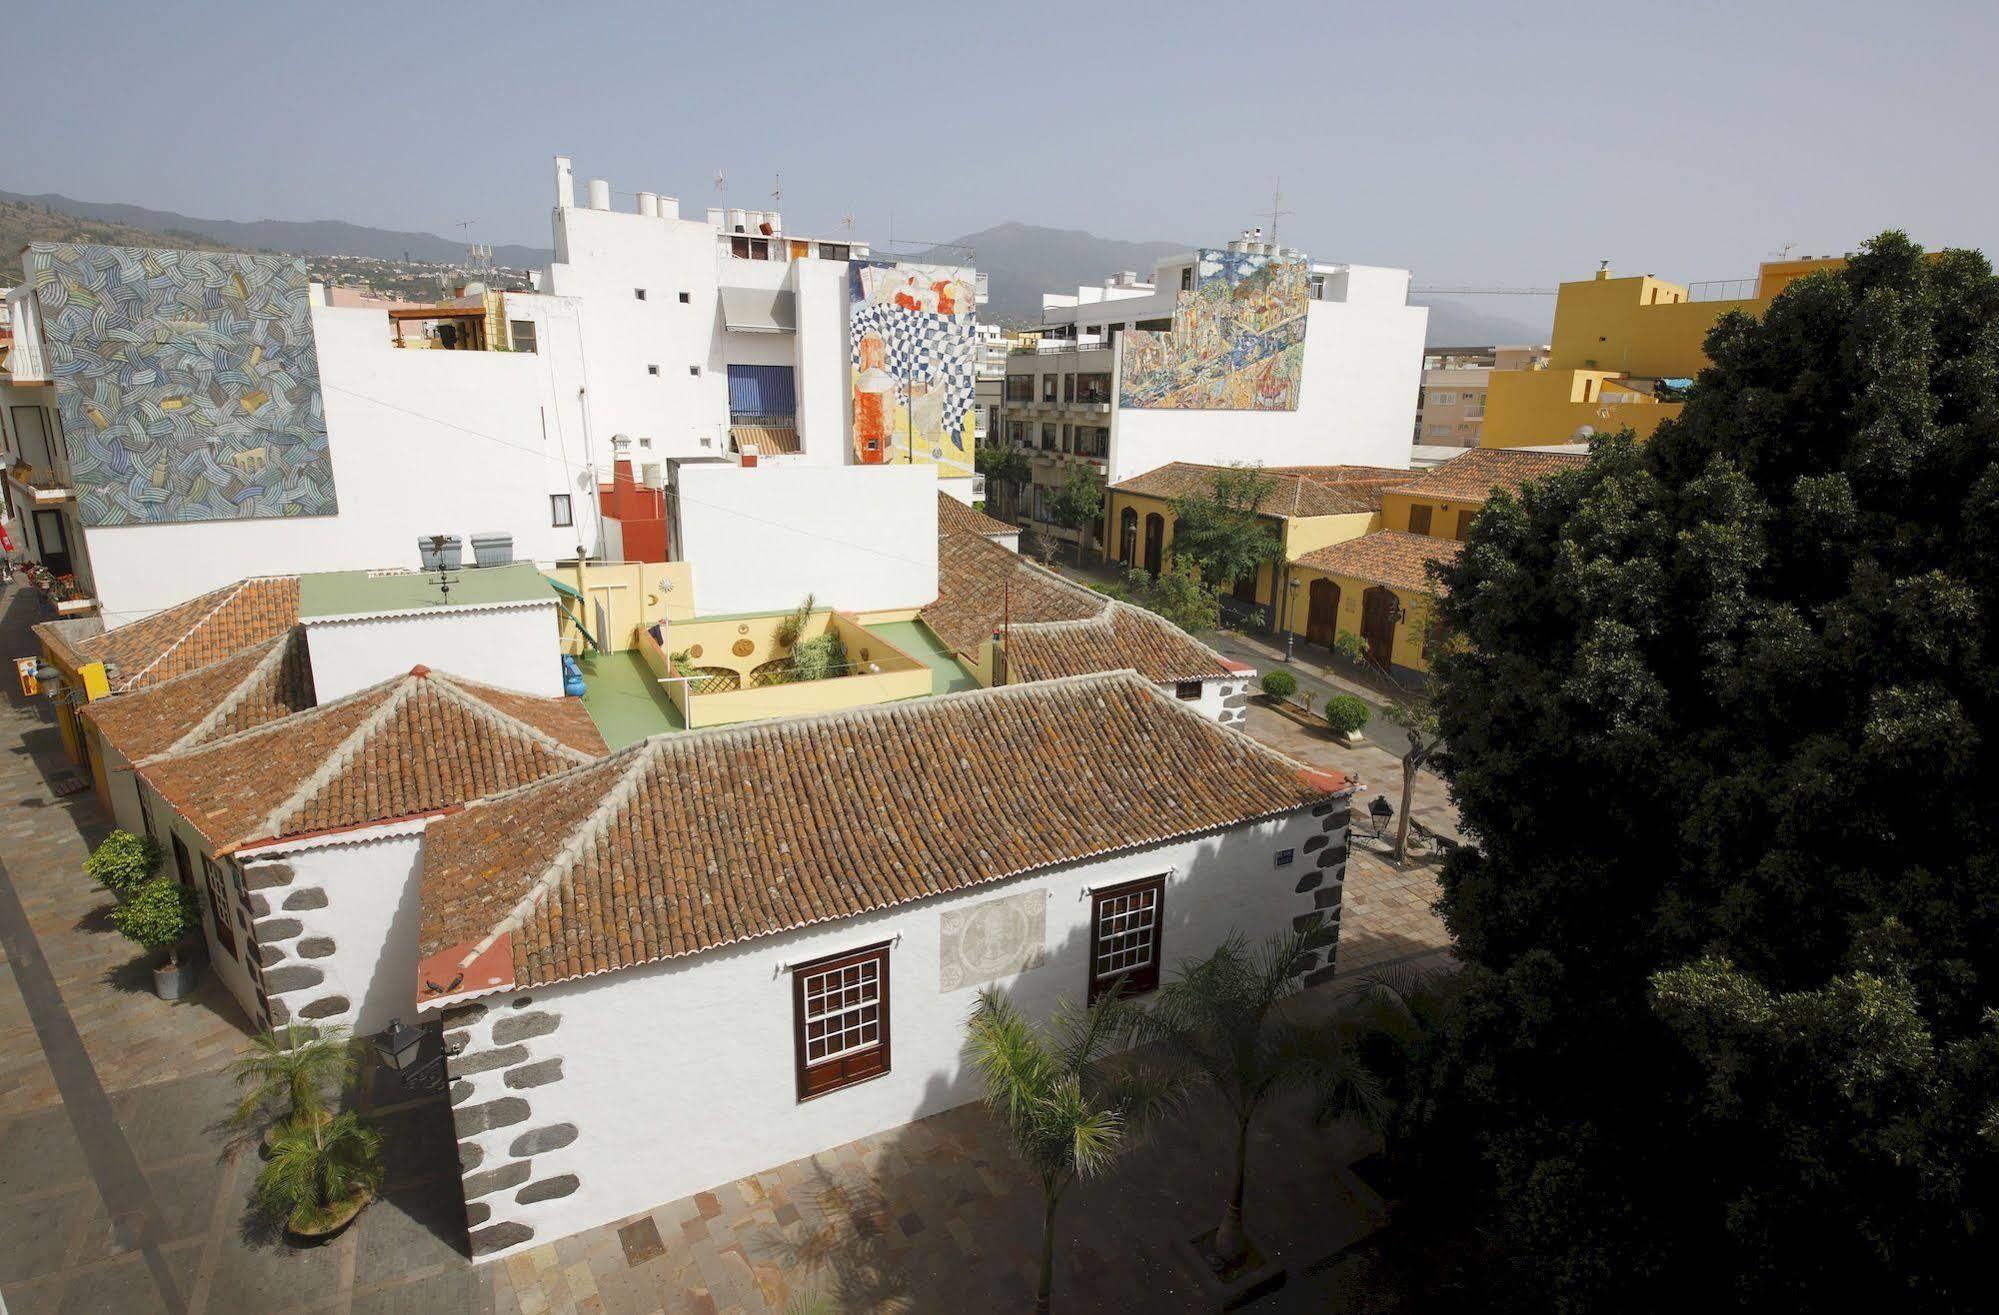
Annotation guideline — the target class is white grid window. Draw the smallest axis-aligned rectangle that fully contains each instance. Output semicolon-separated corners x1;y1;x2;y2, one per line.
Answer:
1089;876;1165;1001
801;957;882;1064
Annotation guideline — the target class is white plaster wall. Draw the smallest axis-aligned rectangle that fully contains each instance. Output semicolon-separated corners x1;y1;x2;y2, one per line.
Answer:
159;810;260;1026
674;464;936;614
1190;676;1249;725
96;737;146;838
303;602;563;701
1107;296;1427;483
791;257;851;466
244;831;423;1036
77;303;602;624
444;807;1338;1256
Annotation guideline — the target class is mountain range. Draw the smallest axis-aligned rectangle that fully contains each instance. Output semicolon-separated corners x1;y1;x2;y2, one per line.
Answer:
0;191;1545;344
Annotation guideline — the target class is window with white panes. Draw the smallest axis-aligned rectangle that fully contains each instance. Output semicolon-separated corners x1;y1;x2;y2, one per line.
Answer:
1088;875;1164;1002
793;943;891;1099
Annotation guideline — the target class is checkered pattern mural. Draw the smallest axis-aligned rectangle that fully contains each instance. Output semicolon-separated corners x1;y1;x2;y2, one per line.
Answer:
848;260;978;477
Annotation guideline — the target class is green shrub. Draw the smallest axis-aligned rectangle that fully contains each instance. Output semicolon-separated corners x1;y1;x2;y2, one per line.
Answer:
790;631;848;682
110;878;201;957
1324;695;1371;737
1259;670;1298;701
86;829;164;895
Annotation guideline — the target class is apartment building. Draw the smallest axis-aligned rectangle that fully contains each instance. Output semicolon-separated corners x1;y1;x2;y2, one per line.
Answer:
1478;256;1847;447
997;236;1427;556
0;156;979;623
1413;344;1548;448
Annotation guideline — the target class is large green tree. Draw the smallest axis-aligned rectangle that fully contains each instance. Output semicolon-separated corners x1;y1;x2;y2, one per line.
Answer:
1169;467;1283;592
1421;233;1999;1312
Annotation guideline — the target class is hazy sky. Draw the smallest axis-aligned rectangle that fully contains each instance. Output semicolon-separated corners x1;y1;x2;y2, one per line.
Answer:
6;0;1993;319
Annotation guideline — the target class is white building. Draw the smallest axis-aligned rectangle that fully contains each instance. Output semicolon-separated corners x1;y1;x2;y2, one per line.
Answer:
999;236;1428;556
0;156;975;624
407;671;1355;1258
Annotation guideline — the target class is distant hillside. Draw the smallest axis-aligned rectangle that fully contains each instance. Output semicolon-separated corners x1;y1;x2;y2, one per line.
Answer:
0;198;244;284
0;190;552;270
1411;296;1548;347
911;222;1187;324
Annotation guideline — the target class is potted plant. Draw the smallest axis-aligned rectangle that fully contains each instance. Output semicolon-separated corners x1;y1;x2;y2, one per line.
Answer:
228;1026;360;1153
109;877;202;999
1325;695;1371;746
85;829;164;902
255;1108;383;1241
1258;670;1298;704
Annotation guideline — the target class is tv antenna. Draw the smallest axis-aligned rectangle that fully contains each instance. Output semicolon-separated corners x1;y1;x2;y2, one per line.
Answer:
841;211;856;238
771;173;782;207
1263;178;1295;246
712;169;727;198
1772;240;1796;260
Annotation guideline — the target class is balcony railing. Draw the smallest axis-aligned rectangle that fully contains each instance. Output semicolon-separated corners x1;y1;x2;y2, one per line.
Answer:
7;461;74;501
2;339;49;383
1009;340;1114;356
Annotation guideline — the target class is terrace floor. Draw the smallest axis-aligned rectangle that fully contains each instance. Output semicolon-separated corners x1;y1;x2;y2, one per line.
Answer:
578;649;684;749
862;620;980;696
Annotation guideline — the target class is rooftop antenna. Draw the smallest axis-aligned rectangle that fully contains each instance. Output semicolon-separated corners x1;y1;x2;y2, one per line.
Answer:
1263;177;1295;246
1773;240;1796;260
713;169;727;199
771;173;782;207
426;534;459;603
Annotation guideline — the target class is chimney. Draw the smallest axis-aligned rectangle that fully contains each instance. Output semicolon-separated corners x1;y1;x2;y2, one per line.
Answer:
554;156;574;209
587;178;612;211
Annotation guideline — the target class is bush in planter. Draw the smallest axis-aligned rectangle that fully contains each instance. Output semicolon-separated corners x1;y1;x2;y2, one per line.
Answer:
109;877;200;964
1259;670;1298;702
256;1109;383;1236
85;829;163;897
229;1026;361;1138
1325;695;1371;738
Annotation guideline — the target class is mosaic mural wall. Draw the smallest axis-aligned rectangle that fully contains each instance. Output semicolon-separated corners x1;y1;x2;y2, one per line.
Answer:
849;260;978;477
25;243;336;527
1118;247;1310;411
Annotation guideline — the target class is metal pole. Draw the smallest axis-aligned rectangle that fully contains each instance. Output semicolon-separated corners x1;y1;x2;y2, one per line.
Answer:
1283;566;1295;662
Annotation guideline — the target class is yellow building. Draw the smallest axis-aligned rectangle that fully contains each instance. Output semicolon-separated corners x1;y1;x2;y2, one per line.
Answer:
1480;256;1847;448
1104;462;1407;621
1288;533;1461;681
1380;447;1589;539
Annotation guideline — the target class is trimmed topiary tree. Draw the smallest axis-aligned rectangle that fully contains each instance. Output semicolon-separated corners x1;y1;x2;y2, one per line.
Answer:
1259;670;1298;702
85;829;163;897
1325;695;1370;738
110;877;201;966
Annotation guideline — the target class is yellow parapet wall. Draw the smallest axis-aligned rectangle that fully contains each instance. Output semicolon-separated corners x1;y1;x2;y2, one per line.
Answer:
637;609;931;729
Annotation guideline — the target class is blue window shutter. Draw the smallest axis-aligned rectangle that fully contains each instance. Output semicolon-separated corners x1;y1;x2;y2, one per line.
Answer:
727;365;796;417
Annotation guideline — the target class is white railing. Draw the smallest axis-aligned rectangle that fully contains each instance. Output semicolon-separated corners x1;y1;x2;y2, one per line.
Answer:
1684;278;1758;303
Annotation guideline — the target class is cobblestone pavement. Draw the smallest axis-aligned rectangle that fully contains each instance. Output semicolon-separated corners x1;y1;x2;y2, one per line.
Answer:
489;1093;1384;1315
0;582;485;1315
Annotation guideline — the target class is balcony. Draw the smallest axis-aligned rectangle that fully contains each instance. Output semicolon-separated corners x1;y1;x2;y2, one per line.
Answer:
638;609;930;729
2;338;50;384
7;460;74;504
1010;341;1114;356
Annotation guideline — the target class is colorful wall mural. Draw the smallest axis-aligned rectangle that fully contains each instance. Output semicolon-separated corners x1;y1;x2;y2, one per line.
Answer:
1118;247;1310;411
25;243;336;527
849;260;978;477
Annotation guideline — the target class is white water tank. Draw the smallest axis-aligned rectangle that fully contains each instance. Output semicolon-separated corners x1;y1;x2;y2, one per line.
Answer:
637;191;660;218
657;195;680;221
588;178;611;210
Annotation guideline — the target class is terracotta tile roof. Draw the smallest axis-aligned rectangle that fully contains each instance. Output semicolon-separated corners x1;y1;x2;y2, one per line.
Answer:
416;672;1350;998
922;533;1231;683
1110;462;1377;518
1390;447;1588;503
936;491;1018;539
49;576;302;692
1256;465;1413;512
81;630;315;763
139;666;607;853
1293;531;1464;594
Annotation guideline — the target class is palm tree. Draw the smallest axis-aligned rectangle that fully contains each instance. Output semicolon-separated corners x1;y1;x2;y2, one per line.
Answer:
1125;930;1391;1265
227;1025;360;1136
255;1109;383;1235
965;987;1184;1315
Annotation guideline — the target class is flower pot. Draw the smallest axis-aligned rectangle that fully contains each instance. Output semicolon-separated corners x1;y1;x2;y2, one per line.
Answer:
287;1189;371;1243
153;956;198;1000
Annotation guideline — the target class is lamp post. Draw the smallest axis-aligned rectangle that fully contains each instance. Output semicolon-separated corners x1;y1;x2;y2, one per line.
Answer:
371;1017;453;1092
1282;572;1302;662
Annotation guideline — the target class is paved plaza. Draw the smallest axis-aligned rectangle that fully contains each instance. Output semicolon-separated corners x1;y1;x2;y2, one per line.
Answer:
0;579;1450;1314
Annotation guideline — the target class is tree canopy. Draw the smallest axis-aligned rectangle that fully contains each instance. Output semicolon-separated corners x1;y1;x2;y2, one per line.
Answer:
1169;467;1283;590
1421;232;1999;1312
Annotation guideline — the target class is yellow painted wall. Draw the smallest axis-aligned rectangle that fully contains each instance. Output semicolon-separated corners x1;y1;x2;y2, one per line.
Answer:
554;560;694;656
1285;565;1443;676
1479;368;1682;448
1381;490;1486;538
1105;489;1377;607
641;609;929;728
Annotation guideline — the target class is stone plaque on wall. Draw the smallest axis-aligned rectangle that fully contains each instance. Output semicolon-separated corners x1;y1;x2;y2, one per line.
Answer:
939;890;1046;992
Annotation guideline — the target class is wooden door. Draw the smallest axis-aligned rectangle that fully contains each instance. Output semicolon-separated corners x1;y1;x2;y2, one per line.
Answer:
1306;578;1339;647
1407;504;1433;536
1143;514;1165;578
31;510;71;577
1361;588;1398;671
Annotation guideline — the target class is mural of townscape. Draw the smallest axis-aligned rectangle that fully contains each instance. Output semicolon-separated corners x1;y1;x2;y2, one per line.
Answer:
25;243;336;527
849;260;978;478
1118;247;1310;411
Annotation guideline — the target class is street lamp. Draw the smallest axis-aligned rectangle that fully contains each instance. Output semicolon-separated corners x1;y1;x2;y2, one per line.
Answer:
1283;574;1303;662
1367;794;1395;841
371;1017;450;1091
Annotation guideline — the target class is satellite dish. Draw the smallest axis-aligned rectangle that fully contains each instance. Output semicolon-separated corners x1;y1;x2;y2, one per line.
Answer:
1572;424;1596;441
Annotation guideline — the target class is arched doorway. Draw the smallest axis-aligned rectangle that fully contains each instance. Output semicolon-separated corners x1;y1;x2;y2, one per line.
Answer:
1143;513;1165;578
1306;577;1339;647
1119;507;1138;565
1360;587;1399;672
